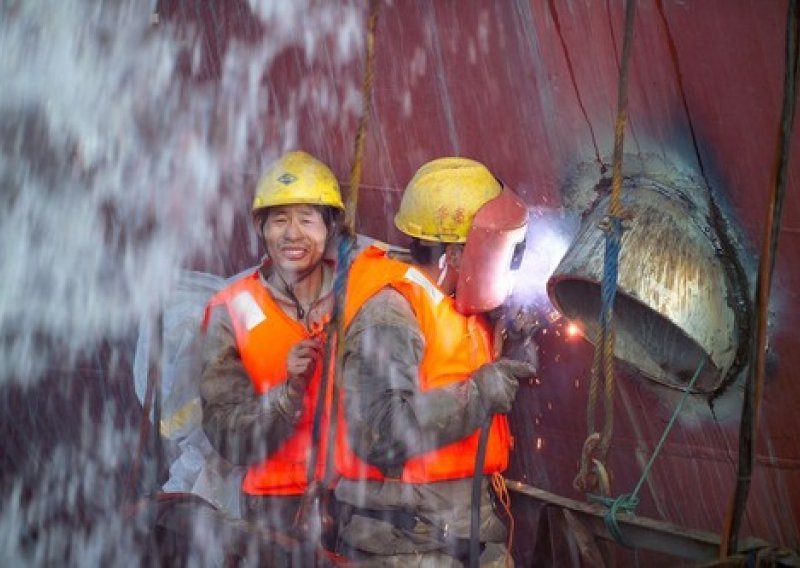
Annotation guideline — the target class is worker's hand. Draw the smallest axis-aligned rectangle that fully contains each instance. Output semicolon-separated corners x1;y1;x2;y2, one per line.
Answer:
286;338;323;399
509;307;542;337
473;359;537;414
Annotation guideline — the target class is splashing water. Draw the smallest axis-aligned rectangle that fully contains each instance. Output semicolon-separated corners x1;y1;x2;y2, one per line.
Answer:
0;0;363;564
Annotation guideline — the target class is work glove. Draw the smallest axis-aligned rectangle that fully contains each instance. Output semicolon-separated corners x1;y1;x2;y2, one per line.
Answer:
285;338;323;399
472;359;537;414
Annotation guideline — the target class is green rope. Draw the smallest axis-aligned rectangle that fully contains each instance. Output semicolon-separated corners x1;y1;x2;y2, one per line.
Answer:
589;356;707;547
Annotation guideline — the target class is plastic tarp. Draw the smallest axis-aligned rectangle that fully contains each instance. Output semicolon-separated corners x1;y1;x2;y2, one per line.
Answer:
134;268;253;518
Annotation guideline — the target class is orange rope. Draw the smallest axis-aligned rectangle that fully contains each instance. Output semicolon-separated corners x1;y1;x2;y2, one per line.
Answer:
492;473;514;568
344;0;380;233
303;0;382;541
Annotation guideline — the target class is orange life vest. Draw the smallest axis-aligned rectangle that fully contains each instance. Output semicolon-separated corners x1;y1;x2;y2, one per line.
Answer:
203;271;331;496
336;245;511;483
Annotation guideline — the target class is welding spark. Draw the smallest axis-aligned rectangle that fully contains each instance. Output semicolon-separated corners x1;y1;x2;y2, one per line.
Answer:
509;208;579;309
566;322;581;338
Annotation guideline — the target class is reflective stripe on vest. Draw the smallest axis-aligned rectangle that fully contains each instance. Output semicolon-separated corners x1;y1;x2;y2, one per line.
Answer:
336;245;511;483
204;272;330;496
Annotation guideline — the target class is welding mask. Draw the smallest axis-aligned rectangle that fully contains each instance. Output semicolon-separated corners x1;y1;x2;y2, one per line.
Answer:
455;186;529;315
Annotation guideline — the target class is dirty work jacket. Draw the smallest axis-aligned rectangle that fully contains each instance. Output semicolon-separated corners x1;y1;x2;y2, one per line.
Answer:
201;271;331;496
336;245;511;483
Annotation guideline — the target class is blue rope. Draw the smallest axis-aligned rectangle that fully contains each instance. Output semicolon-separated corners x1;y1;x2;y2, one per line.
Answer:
589;356;708;547
599;216;623;335
306;231;356;485
587;214;622;445
331;232;356;318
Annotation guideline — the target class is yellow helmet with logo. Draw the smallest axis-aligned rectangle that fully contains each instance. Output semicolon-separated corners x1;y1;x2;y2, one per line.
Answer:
252;150;345;213
394;157;502;243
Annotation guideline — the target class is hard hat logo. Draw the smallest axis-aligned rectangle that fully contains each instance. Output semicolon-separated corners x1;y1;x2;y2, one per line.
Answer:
277;173;298;185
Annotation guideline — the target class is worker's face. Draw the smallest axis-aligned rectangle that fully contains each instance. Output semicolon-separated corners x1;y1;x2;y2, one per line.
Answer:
262;205;328;279
441;243;463;295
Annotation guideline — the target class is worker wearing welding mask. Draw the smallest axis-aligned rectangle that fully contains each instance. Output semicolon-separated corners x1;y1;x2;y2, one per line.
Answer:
199;151;342;561
335;157;536;566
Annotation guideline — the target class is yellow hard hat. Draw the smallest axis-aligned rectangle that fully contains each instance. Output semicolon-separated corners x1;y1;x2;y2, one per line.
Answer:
394;157;502;243
252;151;345;213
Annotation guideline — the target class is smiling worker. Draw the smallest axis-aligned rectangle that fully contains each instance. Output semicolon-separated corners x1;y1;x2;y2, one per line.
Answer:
199;151;343;564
